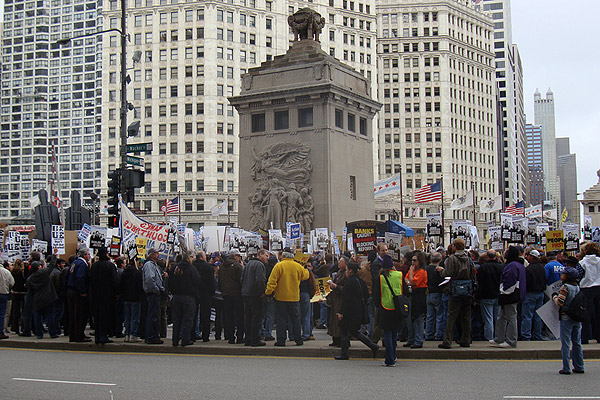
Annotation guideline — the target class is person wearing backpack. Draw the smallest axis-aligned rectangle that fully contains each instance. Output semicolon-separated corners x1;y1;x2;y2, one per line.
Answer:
552;266;584;375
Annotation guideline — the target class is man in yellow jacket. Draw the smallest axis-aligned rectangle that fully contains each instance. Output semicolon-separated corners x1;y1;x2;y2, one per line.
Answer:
265;248;309;346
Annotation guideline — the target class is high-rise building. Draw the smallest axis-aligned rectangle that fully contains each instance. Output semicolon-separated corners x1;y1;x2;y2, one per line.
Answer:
525;123;543;206
0;0;103;221
476;0;527;208
100;0;377;228
534;88;560;207
556;137;578;223
375;0;497;229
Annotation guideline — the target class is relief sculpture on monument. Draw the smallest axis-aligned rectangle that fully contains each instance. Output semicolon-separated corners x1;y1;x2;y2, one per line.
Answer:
249;142;314;232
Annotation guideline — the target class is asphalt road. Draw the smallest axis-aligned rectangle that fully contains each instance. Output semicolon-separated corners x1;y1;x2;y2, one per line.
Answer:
0;348;598;400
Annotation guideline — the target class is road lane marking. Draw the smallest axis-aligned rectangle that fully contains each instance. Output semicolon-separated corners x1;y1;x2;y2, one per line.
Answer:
505;397;600;399
2;347;600;363
13;378;116;386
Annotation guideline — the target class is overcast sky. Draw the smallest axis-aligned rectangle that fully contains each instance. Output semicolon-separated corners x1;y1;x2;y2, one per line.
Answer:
0;0;597;196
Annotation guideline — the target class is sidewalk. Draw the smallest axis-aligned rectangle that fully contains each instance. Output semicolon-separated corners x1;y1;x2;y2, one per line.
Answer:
2;329;599;360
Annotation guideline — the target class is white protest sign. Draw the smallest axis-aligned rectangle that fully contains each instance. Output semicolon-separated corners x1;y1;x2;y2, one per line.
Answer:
51;225;65;254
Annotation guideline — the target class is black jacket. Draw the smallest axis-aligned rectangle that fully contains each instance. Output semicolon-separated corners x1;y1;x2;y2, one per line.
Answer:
340;274;368;332
27;268;58;312
477;260;504;299
90;258;118;311
218;256;243;296
426;264;444;293
120;265;143;302
525;262;547;292
193;259;216;297
169;261;201;298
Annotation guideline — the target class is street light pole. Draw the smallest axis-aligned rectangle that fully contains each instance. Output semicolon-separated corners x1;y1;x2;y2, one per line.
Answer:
119;0;128;199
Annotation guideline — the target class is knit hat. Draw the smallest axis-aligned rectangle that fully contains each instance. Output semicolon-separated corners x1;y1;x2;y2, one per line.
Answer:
563;267;579;281
381;254;394;269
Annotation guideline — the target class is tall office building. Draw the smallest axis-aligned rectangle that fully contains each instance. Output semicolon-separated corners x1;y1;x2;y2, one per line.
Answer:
476;0;527;208
534;87;560;207
525;123;543;206
0;0;103;221
100;0;377;228
556;137;578;223
375;0;497;228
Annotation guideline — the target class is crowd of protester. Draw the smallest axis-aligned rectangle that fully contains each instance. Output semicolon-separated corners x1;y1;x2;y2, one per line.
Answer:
0;239;599;373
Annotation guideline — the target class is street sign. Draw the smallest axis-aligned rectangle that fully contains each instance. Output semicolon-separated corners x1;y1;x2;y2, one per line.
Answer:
126;142;152;153
126;155;144;167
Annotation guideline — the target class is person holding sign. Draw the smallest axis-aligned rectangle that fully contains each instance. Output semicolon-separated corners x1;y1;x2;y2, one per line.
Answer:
579;242;600;345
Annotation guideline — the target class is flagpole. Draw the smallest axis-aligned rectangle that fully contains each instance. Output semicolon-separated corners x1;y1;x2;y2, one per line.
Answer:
178;191;181;224
440;175;445;248
399;168;404;224
163;198;167;225
472;182;476;230
227;195;231;226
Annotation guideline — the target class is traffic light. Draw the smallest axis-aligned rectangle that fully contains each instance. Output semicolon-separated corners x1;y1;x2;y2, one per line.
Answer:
123;169;145;204
107;168;121;228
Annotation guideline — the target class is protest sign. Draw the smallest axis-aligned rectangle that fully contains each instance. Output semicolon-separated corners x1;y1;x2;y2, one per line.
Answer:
51;225;65;254
269;229;284;252
136;237;148;259
89;226;107;249
563;223;580;252
110;236;121;257
426;213;442;237
546;230;564;253
310;277;332;303
385;232;404;261
78;223;92;242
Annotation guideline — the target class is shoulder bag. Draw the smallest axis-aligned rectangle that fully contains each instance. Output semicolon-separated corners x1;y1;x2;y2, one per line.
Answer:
383;273;409;319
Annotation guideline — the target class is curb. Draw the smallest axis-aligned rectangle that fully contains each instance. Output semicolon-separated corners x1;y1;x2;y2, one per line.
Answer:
3;339;599;360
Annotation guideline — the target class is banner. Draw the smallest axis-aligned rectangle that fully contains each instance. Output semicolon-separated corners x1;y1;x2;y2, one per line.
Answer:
110;236;121;257
269;229;284;252
546;230;564;253
511;217;527;244
426;213;442;237
563;223;580;252
30;239;48;254
310;277;332;303
583;216;592;240
385;232;404;261
349;224;377;256
288;223;301;240
536;223;549;246
120;200;172;259
488;226;503;251
78;223;92;242
500;213;512;241
51;225;65;254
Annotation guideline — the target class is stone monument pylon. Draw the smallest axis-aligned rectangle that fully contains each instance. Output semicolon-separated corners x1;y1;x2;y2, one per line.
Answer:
229;8;381;233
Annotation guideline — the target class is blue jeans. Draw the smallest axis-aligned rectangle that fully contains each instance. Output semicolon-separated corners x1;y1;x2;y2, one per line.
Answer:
560;317;584;373
383;328;398;366
275;300;301;345
426;292;444;340
145;293;161;342
319;302;328;327
0;294;7;335
440;292;450;334
480;298;500;341
261;298;275;337
520;291;544;340
123;301;141;337
299;292;312;340
407;313;425;346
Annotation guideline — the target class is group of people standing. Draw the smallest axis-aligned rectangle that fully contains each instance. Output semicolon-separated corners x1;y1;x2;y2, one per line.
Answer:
1;238;599;373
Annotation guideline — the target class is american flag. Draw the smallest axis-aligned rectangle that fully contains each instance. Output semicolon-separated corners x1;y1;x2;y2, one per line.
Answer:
505;201;525;216
414;181;442;203
161;196;179;214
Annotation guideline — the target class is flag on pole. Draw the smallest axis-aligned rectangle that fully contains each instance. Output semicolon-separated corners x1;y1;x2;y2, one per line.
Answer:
505;201;525;216
210;201;229;217
373;173;400;198
161;196;179;214
449;190;474;210
561;207;568;223
414;181;442;203
543;208;558;220
479;194;502;213
525;204;542;218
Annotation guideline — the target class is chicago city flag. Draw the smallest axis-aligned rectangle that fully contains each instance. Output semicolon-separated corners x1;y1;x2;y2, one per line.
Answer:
374;174;400;198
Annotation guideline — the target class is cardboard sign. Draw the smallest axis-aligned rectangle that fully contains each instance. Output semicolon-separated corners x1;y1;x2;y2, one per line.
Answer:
294;252;310;265
110;236;121;257
136;237;148;259
546;230;565;252
310;277;332;303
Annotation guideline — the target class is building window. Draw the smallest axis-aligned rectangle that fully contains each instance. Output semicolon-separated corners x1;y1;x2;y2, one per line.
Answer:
251;113;265;132
274;110;289;130
335;109;343;128
298;108;313;128
347;113;355;132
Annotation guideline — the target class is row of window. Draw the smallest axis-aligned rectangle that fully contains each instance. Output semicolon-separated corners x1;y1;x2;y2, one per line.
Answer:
143;179;235;194
381;12;438;25
382;56;439;69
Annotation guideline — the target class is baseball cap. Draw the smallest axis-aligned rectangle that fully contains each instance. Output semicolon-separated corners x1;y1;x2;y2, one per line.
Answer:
229;249;241;256
528;250;540;258
563;266;579;281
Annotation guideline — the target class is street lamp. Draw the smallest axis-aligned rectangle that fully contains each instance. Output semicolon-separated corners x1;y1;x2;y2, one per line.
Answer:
56;0;129;201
